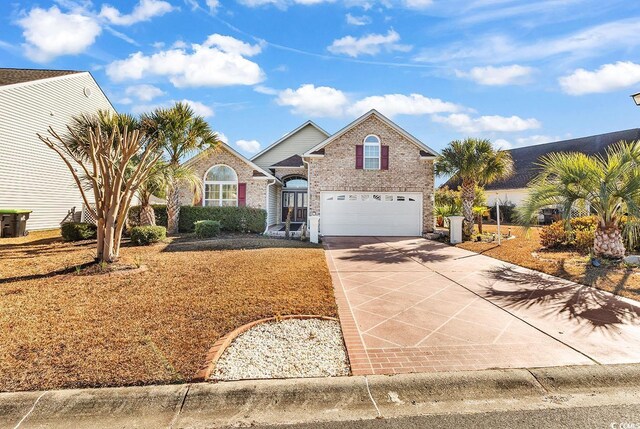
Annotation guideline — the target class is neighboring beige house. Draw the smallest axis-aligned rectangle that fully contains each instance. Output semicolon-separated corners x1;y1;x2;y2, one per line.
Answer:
180;110;439;236
0;68;114;230
482;128;640;208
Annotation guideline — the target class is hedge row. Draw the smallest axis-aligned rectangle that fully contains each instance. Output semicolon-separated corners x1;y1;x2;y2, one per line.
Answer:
128;205;266;233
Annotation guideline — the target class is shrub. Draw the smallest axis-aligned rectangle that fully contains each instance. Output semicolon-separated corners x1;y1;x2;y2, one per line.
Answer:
194;220;221;238
61;222;97;241
130;226;166;246
540;216;598;251
178;206;266;233
489;202;516;223
539;221;568;248
128;205;168;227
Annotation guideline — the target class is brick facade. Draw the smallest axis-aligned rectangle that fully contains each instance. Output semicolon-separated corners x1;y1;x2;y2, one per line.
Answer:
178;146;268;209
307;115;435;233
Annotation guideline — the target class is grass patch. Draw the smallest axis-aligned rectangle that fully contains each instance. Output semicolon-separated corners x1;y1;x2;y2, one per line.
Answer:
457;224;640;300
0;230;336;392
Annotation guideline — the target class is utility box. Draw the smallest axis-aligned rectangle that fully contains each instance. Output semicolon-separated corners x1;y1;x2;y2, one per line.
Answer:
309;215;320;244
447;215;464;244
0;210;32;238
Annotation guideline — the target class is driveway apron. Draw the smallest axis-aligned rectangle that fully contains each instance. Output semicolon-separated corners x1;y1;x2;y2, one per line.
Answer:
324;236;640;375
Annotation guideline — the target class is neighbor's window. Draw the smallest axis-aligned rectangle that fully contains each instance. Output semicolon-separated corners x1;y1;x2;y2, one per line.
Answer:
364;135;380;170
204;165;238;207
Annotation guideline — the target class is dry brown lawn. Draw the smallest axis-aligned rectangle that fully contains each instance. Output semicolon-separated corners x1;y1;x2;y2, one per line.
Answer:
457;224;640;300
0;231;336;392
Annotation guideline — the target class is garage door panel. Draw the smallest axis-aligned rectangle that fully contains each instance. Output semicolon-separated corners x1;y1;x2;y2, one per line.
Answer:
320;192;422;236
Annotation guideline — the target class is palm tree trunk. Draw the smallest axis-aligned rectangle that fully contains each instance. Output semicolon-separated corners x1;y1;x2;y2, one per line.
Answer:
477;211;483;235
140;204;156;226
166;179;180;234
460;180;475;239
594;223;625;258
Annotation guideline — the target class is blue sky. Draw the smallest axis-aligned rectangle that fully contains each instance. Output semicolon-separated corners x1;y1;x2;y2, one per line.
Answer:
2;0;640;158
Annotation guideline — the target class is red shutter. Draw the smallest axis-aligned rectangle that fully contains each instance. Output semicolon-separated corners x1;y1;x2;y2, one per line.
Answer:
355;145;364;169
381;145;389;170
238;183;247;207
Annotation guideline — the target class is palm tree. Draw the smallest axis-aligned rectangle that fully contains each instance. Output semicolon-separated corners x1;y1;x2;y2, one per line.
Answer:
435;139;514;238
518;141;640;258
137;161;202;226
143;102;219;234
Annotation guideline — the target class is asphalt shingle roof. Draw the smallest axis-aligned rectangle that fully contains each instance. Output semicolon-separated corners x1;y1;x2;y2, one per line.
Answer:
271;154;304;168
443;128;640;190
0;68;81;87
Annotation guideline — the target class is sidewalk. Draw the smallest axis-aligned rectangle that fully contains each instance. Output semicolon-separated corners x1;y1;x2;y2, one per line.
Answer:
4;364;640;428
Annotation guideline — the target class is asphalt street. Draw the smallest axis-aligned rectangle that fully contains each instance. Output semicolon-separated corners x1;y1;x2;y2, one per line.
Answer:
253;404;640;429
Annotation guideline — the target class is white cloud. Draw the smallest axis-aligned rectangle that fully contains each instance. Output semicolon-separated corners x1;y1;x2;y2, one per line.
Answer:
276;84;349;117
129;98;214;117
237;0;334;6
559;61;640;95
100;0;175;26
105;34;265;87
17;6;101;62
235;139;261;154
206;0;221;12
182;99;214;117
328;30;411;57
416;19;640;64
346;13;371;26
403;0;433;9
432;113;541;133
125;84;164;101
216;132;229;143
493;139;512;150
348;93;461;117
254;85;279;95
203;34;263;56
455;64;533;86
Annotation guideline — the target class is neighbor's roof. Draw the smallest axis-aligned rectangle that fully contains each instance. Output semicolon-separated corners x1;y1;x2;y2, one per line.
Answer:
0;68;82;87
303;109;439;158
444;128;640;191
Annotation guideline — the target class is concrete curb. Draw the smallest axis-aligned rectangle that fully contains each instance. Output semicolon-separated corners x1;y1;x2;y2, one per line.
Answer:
4;364;640;428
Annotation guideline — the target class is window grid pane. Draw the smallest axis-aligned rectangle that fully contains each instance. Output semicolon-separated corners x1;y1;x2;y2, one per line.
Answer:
364;158;379;169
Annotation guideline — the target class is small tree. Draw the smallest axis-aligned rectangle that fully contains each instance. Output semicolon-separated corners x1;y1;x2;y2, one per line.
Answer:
518;141;640;258
143;102;219;234
436;139;514;239
38;112;161;263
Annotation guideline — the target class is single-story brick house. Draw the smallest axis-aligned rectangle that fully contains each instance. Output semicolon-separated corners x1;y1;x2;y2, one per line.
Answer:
180;110;438;236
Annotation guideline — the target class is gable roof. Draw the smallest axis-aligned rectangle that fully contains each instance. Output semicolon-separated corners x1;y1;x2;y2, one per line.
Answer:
444;128;640;191
302;109;439;158
0;68;81;87
250;120;330;162
271;154;304;168
184;142;278;181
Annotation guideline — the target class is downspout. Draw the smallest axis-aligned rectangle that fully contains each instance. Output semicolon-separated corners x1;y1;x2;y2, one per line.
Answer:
302;157;311;227
264;178;276;234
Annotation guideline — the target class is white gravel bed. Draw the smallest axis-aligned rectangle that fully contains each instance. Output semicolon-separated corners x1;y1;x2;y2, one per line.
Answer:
211;318;349;381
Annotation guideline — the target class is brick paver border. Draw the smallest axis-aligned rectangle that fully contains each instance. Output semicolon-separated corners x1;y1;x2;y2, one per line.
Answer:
194;315;339;381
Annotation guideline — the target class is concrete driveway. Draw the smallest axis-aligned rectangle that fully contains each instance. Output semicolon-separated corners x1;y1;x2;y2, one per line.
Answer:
324;236;640;375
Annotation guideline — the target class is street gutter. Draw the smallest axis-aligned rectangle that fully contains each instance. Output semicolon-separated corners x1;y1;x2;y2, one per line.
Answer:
3;364;640;428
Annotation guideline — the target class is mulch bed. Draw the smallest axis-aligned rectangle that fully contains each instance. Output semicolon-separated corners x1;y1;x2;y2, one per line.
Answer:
0;231;337;392
457;225;640;301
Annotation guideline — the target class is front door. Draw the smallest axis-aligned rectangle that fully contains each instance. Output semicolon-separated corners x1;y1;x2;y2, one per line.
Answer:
282;191;307;223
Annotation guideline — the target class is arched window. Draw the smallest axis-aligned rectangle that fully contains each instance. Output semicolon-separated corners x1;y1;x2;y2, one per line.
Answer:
283;175;308;189
204;165;238;207
363;135;381;170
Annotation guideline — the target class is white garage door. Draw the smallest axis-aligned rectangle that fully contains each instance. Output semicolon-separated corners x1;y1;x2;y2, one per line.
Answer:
320;191;422;236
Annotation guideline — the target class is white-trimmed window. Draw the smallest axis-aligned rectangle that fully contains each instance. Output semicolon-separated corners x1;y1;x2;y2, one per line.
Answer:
364;135;381;170
204;165;238;207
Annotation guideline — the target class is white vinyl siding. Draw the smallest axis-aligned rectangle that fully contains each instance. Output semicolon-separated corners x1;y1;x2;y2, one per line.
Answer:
267;183;280;226
251;124;327;170
0;73;114;230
